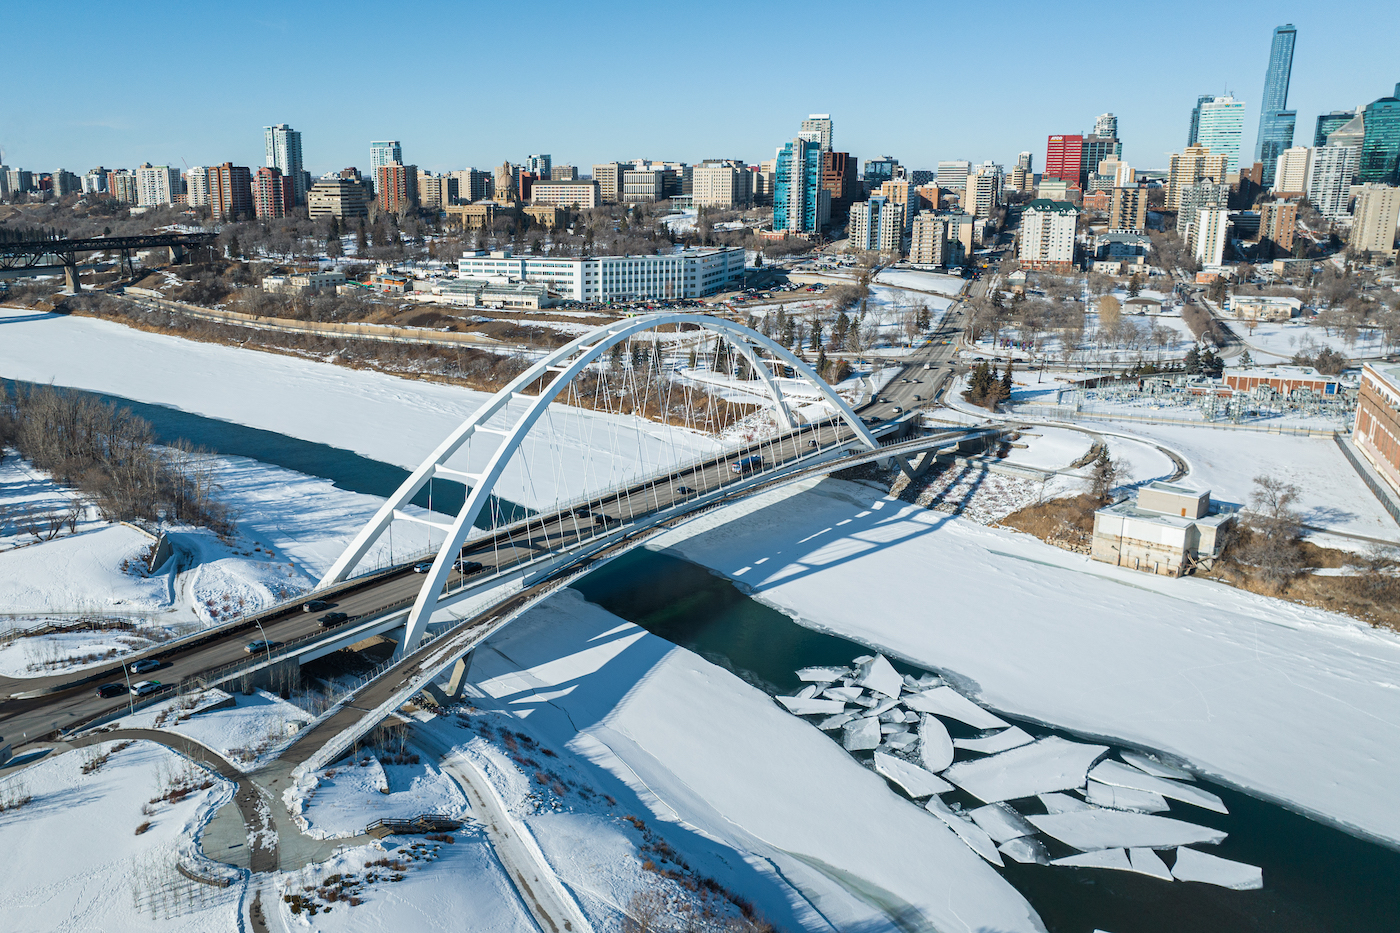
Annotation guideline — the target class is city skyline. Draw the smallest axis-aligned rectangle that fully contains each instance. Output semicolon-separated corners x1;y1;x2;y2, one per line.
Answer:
1;2;1396;178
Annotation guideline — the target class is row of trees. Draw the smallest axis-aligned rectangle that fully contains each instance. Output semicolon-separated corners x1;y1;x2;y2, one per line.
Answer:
0;383;230;532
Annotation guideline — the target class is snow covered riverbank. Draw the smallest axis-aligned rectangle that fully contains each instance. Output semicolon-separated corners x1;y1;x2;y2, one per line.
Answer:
651;476;1400;849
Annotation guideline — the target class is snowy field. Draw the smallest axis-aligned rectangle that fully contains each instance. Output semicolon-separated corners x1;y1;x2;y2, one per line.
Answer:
1078;420;1400;543
0;740;239;932
457;589;1044;933
294;753;468;839
966;309;1197;364
874;269;966;297
653;477;1400;849
120;688;313;771
0;307;725;511
1234;318;1387;362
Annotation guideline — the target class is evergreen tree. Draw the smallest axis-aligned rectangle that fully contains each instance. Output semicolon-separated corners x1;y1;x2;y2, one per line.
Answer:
1239;350;1253;368
1000;360;1013;400
1183;345;1201;374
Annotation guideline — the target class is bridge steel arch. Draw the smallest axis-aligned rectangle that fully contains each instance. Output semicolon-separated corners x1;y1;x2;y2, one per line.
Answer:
319;312;879;654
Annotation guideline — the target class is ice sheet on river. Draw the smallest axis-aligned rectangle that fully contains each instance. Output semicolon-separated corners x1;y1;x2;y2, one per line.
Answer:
919;714;955;772
1085;780;1169;813
1121;749;1194;781
1027;808;1227;851
1128;847;1173;881
943;737;1109;802
1051;849;1132;872
925;796;1004;866
873;751;953;798
969;804;1035;843
842;716;882;751
953;727;1034;755
1169;846;1263;890
903;686;1010;730
796;666;849;682
776;696;846;715
855;654;904;699
998;837;1049;865
1089;760;1226;813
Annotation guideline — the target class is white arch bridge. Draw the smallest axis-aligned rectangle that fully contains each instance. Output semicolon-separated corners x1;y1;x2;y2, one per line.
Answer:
320;311;886;654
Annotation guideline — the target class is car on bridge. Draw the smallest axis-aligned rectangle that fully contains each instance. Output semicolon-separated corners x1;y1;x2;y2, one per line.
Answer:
130;680;162;697
593;513;616;526
573;506;591;517
303;600;331;612
731;455;763;474
96;683;126;698
412;562;434;574
676;485;695;494
318;612;350;627
454;559;484;574
130;658;160;674
245;639;284;654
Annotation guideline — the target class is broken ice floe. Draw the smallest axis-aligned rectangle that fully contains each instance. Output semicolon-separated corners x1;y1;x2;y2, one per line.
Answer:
919;713;955;772
998;836;1050;864
953;726;1035;755
1039;792;1092;814
1086;779;1170;813
855;654;904;699
797;666;851;682
873;750;953;798
842;716;882;751
1128;847;1173;881
1169;846;1263;890
776;696;846;716
818;712;855;731
925;795;1004;866
795;684;818;700
1052;848;1132;872
1027;808;1227;851
883;732;918;751
903;686;1010;730
943;737;1109;802
1121;749;1194;782
969;803;1036;843
1089;760;1227;814
822;686;864;702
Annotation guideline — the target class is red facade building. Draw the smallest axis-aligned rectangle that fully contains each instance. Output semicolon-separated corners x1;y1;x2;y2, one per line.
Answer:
253;167;294;219
1044;134;1084;185
208;162;253;220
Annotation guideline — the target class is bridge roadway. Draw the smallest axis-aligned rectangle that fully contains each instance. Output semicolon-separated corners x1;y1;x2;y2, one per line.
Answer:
0;415;907;750
0;297;971;755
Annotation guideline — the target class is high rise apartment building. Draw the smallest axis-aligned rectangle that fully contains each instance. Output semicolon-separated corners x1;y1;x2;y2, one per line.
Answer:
551;165;578;181
184;167;209;207
416;170;446;209
967;170;1001;219
1359;85;1400;185
591;163;623;202
1187;94;1215;146
1109;186;1148;232
800;114;833;151
52;170;81;198
1018;200;1078;269
847;196;903;254
1178;180;1229;248
1349;184;1400;256
376;162;418;213
863;156;899;193
107;170;138;203
209;163;253;220
531;179;600;209
136;163;181;207
308;174;371;221
910;212;950;266
264;124;306;205
450;169;492;203
774;137;828;234
820;151;857;220
1095;113;1118;138
1196;97;1247;173
253;167;294;219
527;154;552;178
82;168;108;195
1307;145;1360;219
1166;145;1228;211
1044;135;1084;185
1272;146;1311;196
622;169;665;202
369;141;402;179
1080;135;1122;188
1253;25;1298;185
1193;206;1230;266
936;160;972;191
1257;199;1298;257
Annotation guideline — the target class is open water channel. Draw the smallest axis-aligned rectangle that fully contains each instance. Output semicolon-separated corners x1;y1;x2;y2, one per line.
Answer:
9;379;1398;931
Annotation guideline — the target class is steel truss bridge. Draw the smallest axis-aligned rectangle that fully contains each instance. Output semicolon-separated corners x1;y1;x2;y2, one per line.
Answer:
0;232;216;290
5;313;995;776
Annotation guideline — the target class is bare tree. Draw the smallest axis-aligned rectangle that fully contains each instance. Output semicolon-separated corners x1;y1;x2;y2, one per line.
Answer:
1240;475;1305;589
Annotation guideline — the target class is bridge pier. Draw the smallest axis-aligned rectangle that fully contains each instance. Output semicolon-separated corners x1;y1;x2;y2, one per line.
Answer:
60;254;81;294
169;244;186;264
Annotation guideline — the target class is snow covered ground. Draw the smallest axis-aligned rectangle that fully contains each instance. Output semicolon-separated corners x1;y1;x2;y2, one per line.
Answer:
0;307;725;511
120;688;314;771
1233;318;1386;361
1078;419;1400;543
653;476;1400;848
455;588;1044;933
0;450;104;550
874;269;966;296
294;753;468;839
0;740;238;932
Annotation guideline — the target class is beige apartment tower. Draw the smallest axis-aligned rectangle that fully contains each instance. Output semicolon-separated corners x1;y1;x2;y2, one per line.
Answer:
1109;186;1148;232
1349;185;1400;257
1167;145;1228;211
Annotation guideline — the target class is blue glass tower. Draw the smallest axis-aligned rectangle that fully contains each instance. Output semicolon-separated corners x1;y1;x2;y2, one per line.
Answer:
1254;25;1297;185
773;137;826;233
1359;85;1400;185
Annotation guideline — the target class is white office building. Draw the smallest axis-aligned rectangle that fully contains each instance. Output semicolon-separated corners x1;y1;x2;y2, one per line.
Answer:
1272;146;1311;194
184;166;209;208
136;164;182;206
936;160;972;190
456;247;745;301
370;140;402;178
1195;97;1247;174
799;114;834;151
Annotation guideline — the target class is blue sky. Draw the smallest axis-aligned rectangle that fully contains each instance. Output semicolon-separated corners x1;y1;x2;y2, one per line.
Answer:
4;0;1396;177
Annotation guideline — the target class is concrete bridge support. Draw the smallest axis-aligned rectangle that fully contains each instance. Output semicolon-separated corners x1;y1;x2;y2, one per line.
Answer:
60;254;81;294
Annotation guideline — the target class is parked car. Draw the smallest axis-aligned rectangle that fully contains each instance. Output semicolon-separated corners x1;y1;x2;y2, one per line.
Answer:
130;680;162;697
303;600;331;612
318;612;350;627
412;561;434;574
96;682;127;699
454;559;484;574
130;658;160;675
244;639;283;654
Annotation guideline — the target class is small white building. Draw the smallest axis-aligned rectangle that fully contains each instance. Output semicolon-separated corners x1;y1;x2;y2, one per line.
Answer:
262;271;347;294
456;247;744;301
1091;482;1233;577
1229;294;1301;321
